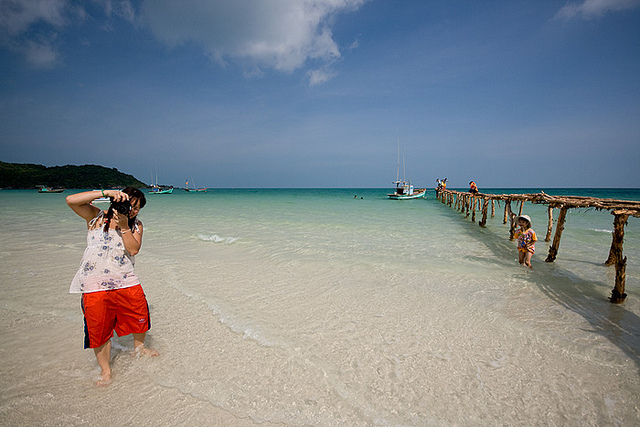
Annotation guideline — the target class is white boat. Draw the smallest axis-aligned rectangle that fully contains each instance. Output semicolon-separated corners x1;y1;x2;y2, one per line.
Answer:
388;180;426;200
387;138;426;200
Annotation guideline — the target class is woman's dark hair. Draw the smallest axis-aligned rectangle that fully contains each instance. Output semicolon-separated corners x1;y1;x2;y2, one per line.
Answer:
103;187;147;233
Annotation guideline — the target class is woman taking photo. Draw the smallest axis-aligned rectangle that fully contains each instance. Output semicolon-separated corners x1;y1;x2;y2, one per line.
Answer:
67;188;158;386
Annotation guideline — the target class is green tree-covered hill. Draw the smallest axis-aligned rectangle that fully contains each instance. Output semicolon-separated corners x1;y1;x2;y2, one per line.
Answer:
0;162;147;189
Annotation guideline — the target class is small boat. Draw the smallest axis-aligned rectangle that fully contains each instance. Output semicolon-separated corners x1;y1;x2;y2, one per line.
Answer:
388;180;426;200
148;169;173;194
38;186;64;193
387;137;426;200
184;179;207;192
149;185;174;195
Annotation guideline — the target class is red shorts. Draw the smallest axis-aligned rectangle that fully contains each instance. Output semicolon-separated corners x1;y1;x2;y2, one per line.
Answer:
81;284;151;349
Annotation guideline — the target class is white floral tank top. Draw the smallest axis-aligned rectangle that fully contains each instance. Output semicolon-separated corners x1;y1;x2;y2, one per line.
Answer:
69;211;141;293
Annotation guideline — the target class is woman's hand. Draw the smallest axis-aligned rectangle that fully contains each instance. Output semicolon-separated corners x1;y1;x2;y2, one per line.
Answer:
105;190;129;202
114;211;130;230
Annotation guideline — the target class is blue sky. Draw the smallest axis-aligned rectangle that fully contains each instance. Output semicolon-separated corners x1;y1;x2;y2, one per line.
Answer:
1;0;639;188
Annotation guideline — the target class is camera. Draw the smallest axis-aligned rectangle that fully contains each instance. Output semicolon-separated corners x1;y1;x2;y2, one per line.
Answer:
110;199;131;215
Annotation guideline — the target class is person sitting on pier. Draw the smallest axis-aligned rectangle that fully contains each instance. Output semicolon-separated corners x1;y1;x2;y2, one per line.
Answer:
469;181;478;194
515;215;537;268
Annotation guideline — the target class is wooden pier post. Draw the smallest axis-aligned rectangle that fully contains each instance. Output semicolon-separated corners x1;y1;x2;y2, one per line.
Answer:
503;201;509;224
605;213;628;265
491;200;495;218
610;256;627;303
507;201;517;239
479;198;489;227
545;207;554;242
471;197;476;223
605;213;629;303
545;206;568;262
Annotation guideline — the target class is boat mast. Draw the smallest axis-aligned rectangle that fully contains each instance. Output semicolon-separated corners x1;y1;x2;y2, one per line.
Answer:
396;136;401;183
396;135;407;184
402;147;406;183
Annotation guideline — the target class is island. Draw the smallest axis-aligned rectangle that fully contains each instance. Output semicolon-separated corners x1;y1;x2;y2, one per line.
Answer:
0;162;147;189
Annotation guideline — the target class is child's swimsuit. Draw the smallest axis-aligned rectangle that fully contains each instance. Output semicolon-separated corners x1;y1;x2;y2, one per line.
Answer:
515;228;537;253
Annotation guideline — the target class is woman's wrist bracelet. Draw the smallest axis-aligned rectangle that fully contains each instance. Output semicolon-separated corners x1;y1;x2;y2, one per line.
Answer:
121;229;131;234
101;189;105;197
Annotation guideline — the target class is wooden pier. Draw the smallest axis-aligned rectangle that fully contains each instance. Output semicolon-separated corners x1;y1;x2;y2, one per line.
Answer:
435;189;640;303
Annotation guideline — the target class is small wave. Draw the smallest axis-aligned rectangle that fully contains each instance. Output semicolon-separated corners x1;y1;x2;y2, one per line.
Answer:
242;327;278;347
197;234;240;244
591;229;612;234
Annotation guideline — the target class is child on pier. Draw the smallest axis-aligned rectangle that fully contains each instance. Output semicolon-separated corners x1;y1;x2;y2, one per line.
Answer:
515;215;537;268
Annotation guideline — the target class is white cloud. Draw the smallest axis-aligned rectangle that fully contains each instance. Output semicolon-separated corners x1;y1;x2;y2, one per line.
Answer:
0;0;135;67
0;0;69;67
1;0;365;81
0;0;68;35
555;0;640;20
24;37;59;68
308;67;337;86
141;0;365;81
99;0;136;22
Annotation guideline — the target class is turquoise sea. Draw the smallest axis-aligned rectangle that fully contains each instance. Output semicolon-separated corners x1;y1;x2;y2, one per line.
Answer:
1;188;639;425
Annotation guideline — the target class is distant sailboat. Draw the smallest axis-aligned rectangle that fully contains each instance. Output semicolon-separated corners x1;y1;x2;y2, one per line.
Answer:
37;186;64;193
184;178;207;192
149;169;173;194
149;185;173;194
387;138;426;200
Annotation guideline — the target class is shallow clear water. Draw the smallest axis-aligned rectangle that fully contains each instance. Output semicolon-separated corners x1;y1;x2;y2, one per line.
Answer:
1;188;639;425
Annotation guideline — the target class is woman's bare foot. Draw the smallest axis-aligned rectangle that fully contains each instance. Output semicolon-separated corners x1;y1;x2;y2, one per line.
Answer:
96;371;113;387
132;345;159;358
